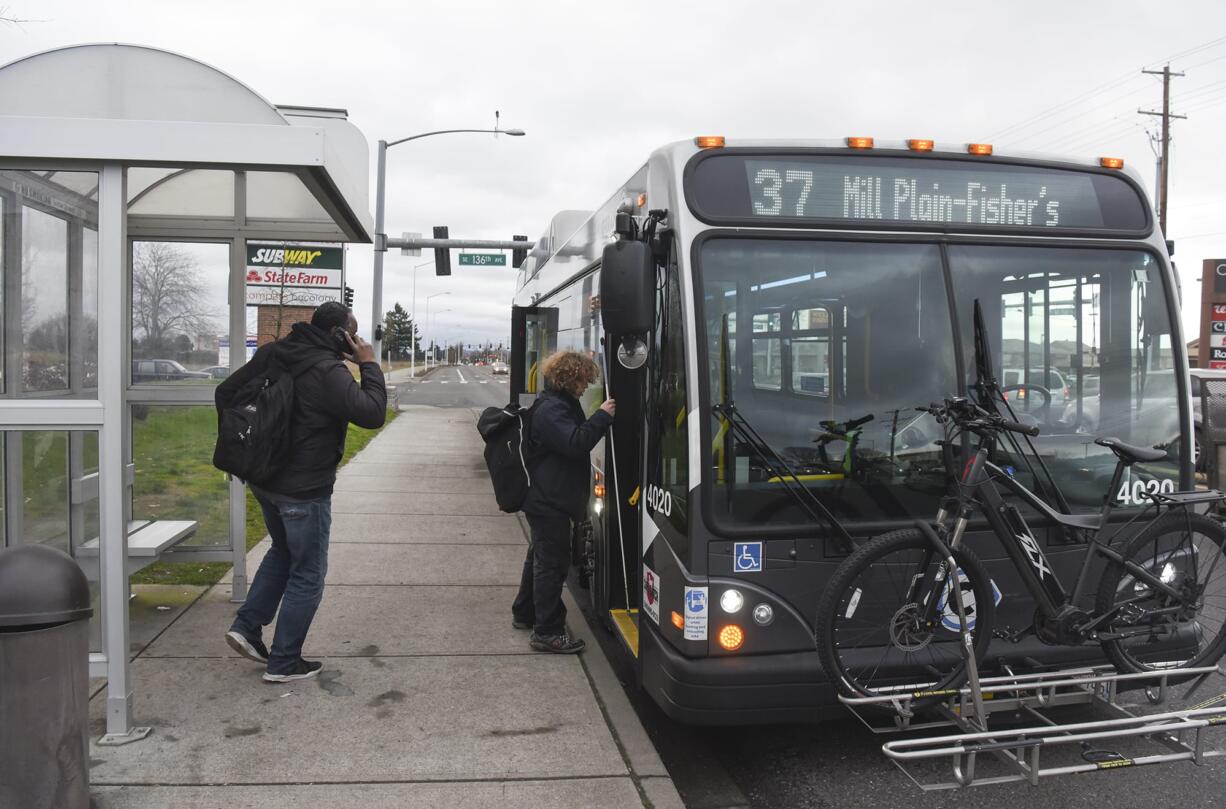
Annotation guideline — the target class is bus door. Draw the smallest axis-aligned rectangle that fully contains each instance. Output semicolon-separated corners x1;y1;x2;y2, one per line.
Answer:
510;305;557;405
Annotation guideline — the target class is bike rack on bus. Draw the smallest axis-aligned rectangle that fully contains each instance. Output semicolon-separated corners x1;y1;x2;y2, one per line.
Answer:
836;540;1226;789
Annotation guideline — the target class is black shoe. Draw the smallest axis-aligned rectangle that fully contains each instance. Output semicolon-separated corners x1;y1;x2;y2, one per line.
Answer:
512;618;533;630
226;630;269;664
529;632;585;654
262;659;323;683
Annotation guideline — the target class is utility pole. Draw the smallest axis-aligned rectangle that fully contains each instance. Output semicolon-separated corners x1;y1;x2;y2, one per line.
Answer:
1139;64;1186;236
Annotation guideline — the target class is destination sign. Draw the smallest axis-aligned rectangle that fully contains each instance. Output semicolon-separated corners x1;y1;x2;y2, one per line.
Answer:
688;154;1149;233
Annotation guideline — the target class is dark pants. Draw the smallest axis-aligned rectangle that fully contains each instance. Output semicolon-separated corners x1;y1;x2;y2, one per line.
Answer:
512;512;572;636
231;491;332;674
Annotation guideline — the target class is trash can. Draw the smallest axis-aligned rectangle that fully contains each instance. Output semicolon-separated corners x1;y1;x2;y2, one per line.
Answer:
0;544;93;809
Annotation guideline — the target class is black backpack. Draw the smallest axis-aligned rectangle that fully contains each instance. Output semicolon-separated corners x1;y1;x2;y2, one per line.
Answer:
212;356;321;485
477;401;541;513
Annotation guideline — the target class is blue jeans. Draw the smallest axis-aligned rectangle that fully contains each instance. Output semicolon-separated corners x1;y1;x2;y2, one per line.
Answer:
231;491;332;674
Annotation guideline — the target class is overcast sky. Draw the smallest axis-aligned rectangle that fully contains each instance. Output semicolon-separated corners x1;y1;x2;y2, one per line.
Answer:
5;0;1226;347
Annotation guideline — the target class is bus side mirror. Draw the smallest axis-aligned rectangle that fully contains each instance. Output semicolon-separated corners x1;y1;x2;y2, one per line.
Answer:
600;240;655;335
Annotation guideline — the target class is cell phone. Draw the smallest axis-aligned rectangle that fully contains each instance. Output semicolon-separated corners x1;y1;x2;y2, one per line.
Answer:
331;326;351;354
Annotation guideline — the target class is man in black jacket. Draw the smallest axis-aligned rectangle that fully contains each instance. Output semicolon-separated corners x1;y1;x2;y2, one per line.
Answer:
222;302;386;682
513;350;614;654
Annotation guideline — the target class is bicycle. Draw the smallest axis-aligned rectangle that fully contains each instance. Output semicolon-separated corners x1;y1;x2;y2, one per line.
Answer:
815;396;1226;707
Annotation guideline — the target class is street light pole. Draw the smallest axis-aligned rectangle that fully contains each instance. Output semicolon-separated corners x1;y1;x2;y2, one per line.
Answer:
369;124;525;362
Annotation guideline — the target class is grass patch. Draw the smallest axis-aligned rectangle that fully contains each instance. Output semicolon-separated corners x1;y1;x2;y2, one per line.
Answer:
131;408;397;586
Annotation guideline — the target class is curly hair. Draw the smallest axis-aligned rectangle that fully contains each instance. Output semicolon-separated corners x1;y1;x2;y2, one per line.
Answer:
542;350;600;395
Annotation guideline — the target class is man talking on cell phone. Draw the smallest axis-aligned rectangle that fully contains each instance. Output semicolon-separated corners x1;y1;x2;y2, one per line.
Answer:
220;301;386;682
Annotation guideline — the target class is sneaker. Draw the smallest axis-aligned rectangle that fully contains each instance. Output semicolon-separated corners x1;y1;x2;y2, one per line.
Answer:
225;630;269;664
529;632;585;654
262;659;323;683
512;618;533;630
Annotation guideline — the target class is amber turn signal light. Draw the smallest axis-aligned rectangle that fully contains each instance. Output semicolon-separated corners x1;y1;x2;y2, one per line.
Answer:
671;611;685;630
694;135;725;149
846;136;874;149
594;484;606;498
717;624;745;651
1099;156;1125;169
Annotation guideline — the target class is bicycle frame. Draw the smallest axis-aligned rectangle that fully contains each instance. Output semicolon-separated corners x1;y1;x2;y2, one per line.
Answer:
943;437;1185;630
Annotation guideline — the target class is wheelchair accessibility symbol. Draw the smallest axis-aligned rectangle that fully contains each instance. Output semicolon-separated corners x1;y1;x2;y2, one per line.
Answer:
733;542;762;573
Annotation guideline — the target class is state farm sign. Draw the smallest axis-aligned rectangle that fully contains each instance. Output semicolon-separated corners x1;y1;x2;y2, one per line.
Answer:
245;243;343;306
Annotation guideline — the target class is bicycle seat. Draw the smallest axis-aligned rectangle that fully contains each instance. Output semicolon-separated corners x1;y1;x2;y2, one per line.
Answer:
1094;437;1167;464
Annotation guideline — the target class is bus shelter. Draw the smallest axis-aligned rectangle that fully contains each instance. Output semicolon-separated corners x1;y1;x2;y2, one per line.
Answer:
0;44;372;742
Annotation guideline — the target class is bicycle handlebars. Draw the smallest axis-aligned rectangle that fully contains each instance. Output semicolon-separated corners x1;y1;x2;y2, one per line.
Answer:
920;397;1041;438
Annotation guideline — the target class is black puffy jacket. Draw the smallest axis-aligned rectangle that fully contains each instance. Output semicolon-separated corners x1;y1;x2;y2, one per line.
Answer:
216;323;386;498
522;388;613;519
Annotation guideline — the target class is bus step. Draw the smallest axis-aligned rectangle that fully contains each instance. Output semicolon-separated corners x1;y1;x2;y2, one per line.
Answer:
838;664;1226;789
609;609;639;658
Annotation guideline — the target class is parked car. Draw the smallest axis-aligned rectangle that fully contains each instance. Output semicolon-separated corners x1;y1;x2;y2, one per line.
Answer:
491;361;509;375
199;365;230;380
131;359;210;383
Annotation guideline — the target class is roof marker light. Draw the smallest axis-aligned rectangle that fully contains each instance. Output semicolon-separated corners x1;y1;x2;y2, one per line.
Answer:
694;136;725;149
846;136;874;149
967;143;993;156
1100;156;1125;169
908;139;935;152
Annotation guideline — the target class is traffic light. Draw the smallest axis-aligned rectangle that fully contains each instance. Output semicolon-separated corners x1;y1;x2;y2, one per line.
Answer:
343;285;354;308
511;234;529;269
433;226;450;276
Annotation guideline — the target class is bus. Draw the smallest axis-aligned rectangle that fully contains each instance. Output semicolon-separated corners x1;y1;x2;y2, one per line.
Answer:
509;137;1188;724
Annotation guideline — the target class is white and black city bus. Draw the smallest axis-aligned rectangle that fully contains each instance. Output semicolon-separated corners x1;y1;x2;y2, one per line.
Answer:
509;137;1188;724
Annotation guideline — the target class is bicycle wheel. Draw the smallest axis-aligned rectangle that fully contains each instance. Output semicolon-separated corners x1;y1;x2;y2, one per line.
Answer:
816;528;995;707
1097;510;1226;676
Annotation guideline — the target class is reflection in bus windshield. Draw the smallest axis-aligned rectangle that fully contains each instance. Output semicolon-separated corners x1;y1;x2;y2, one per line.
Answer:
700;240;1178;529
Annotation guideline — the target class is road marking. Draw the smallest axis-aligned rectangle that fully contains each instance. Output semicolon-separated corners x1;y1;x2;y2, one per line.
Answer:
479;380;489;384
440;380;449;384
498;380;508;384
457;370;468;384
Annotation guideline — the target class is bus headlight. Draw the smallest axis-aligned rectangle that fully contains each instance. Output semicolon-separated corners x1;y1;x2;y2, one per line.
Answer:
752;603;774;626
720;589;744;613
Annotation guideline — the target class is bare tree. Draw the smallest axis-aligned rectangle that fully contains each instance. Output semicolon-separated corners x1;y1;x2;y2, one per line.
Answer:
132;243;217;355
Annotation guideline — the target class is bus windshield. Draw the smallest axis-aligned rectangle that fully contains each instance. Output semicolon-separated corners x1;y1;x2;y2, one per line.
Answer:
697;238;1179;532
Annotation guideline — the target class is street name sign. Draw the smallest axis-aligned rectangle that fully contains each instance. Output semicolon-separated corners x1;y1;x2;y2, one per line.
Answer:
458;253;506;266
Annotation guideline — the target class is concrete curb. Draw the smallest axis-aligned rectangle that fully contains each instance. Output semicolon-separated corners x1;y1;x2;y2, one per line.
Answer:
517;514;685;809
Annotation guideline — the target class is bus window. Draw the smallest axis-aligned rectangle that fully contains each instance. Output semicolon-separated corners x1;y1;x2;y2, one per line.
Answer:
752;311;783;390
699;239;956;528
791;306;833;397
950;246;1179;510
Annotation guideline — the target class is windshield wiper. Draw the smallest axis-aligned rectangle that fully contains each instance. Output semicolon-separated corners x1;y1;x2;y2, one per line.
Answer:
712;400;854;553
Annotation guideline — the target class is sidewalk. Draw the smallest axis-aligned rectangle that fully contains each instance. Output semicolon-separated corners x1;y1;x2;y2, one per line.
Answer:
89;405;682;809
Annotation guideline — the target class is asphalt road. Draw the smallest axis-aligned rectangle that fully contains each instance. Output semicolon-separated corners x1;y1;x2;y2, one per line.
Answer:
409;372;1226;808
388;362;512;409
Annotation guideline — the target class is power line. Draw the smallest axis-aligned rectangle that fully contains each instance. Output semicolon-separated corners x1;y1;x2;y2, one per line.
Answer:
989;35;1226;142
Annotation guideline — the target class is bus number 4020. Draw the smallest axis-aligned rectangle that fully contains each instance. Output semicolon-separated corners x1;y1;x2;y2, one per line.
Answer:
645;484;672;517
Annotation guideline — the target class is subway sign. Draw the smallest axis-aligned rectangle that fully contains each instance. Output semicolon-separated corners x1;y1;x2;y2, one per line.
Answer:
245;242;344;306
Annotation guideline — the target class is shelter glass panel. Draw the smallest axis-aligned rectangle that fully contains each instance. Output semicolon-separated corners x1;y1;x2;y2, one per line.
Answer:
130;241;229;386
130;405;229;548
0;169;99;398
127;169;234;218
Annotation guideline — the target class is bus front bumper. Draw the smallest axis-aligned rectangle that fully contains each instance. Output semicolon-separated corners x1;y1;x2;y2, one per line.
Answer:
639;622;844;725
